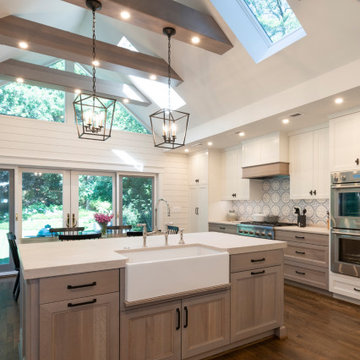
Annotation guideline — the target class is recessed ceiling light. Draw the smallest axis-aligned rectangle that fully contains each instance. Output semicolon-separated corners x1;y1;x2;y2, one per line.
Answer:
238;131;245;137
18;41;28;49
207;141;213;146
191;36;200;44
92;60;100;67
74;89;81;94
282;118;290;124
184;149;189;153
120;10;131;20
16;77;24;83
334;97;344;104
149;74;157;81
123;98;129;104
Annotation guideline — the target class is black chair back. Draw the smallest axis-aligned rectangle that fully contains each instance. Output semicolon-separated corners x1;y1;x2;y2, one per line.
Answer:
126;231;143;237
50;227;85;236
7;232;20;270
167;225;179;234
59;233;101;241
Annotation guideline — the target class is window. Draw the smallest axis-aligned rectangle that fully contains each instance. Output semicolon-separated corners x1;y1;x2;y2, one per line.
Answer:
74;62;91;76
117;36;139;52
211;0;306;63
112;103;150;134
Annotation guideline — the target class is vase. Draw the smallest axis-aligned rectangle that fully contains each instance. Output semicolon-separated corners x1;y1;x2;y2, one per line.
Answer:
100;223;107;236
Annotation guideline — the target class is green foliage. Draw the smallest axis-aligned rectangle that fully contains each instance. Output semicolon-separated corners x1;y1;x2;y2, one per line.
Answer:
244;0;301;43
0;171;9;223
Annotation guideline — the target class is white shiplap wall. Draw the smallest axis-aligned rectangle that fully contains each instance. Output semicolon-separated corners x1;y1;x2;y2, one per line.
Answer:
0;115;189;231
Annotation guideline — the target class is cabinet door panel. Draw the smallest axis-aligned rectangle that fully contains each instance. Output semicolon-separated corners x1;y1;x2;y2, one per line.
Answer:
231;266;282;343
120;301;181;360
182;291;230;359
222;149;239;200
189;186;208;233
313;128;329;199
40;292;119;360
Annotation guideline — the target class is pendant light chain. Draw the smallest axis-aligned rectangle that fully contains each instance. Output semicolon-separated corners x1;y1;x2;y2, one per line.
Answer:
167;32;171;111
92;7;97;96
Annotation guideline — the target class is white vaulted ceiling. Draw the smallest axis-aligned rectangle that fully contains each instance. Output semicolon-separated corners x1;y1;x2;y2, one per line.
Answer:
1;0;360;145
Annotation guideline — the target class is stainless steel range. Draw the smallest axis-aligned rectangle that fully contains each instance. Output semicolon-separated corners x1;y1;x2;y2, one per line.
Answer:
237;222;296;239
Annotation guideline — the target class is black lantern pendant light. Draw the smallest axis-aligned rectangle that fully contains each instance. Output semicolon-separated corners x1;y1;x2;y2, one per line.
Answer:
73;0;116;141
149;27;190;149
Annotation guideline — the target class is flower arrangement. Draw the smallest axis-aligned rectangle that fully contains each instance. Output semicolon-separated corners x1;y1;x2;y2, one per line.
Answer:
94;213;114;224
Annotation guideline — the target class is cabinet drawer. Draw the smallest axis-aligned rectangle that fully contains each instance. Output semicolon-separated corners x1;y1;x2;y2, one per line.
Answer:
284;262;328;290
332;278;360;301
231;250;283;273
209;223;237;235
284;241;328;268
40;269;119;304
275;230;329;246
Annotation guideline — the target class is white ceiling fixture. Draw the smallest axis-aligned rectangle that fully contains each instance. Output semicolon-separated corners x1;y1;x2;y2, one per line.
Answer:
18;41;28;49
282;118;290;124
120;10;131;20
334;97;344;104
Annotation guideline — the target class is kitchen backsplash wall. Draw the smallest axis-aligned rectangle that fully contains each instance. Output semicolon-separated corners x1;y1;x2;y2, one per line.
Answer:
232;177;329;225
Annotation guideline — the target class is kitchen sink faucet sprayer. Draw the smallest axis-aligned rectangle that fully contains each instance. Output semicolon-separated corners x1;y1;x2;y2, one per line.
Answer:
155;198;171;231
137;223;147;247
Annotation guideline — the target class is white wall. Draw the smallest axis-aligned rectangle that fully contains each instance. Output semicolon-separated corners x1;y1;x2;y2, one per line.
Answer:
0;115;189;232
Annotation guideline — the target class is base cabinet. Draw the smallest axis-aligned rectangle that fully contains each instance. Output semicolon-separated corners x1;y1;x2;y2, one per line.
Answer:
231;266;283;343
39;292;119;360
120;291;230;360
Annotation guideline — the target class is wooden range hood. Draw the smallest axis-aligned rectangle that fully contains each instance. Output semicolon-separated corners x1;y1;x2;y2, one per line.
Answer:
242;162;289;179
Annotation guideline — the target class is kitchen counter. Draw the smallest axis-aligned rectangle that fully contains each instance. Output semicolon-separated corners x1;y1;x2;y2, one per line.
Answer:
208;220;240;225
18;231;286;280
274;225;329;235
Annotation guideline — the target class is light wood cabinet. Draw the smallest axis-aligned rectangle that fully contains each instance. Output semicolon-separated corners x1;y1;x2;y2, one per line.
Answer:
230;266;283;343
120;300;182;360
289;127;329;199
329;112;360;171
40;292;119;360
221;146;262;201
182;291;230;359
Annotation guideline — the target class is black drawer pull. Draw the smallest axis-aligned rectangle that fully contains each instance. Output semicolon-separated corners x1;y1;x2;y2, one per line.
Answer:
184;306;188;328
219;226;226;230
251;270;265;276
251;258;265;263
354;288;360;292
295;270;306;275
176;308;181;330
295;235;305;239
67;281;97;290
295;251;306;255
68;299;96;307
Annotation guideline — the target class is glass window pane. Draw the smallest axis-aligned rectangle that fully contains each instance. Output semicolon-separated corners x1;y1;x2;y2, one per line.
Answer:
0;171;10;265
243;0;302;43
78;175;113;231
122;177;153;231
22;172;63;237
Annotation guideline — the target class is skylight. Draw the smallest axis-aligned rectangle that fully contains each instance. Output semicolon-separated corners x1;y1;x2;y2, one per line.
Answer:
117;36;139;52
129;75;186;110
242;0;302;43
211;0;306;63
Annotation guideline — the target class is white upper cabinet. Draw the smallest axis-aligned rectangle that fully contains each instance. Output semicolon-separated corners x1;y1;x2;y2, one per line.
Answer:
188;151;208;185
329;112;360;172
242;132;288;167
289;127;329;199
221;146;262;201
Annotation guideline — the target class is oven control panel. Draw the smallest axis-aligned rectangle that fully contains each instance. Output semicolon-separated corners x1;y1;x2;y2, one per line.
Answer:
237;224;274;239
332;171;360;184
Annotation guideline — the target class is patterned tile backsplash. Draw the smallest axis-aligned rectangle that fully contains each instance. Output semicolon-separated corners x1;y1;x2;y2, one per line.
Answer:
232;177;329;226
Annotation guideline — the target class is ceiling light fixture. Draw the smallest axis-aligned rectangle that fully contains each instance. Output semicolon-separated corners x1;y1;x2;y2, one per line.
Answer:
120;10;131;20
73;0;116;141
123;98;129;104
184;149;189;153
334;97;344;104
149;27;190;149
191;36;200;44
92;59;100;67
207;141;213;146
18;41;28;49
238;131;245;137
282;118;290;124
149;74;157;81
16;77;24;83
74;88;81;94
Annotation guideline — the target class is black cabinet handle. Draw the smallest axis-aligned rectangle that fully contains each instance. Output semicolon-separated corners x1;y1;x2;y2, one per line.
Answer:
68;299;96;307
354;288;360;292
195;179;199;183
295;270;306;275
219;226;226;230
295;251;306;255
295;235;305;239
309;190;313;196
232;193;236;198
176;308;181;330
356;158;359;165
251;270;265;275
184;306;188;328
313;189;317;196
67;281;96;290
251;258;265;263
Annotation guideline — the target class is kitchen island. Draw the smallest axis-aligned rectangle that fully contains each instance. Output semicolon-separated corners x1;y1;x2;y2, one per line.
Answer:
18;232;287;360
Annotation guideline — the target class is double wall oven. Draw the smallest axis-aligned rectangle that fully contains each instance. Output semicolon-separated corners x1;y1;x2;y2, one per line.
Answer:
331;171;360;277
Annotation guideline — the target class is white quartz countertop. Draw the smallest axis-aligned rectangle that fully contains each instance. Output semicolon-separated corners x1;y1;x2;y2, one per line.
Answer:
18;232;286;280
274;226;329;235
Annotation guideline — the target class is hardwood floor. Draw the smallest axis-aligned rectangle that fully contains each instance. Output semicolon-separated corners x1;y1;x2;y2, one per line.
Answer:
0;277;359;360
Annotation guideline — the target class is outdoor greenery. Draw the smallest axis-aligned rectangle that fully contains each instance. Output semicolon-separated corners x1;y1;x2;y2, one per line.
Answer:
0;171;9;264
244;0;302;43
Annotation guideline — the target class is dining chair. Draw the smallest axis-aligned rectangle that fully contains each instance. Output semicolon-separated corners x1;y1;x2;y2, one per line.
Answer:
126;231;143;237
107;225;132;236
7;232;20;301
167;225;179;234
49;227;85;236
58;233;101;241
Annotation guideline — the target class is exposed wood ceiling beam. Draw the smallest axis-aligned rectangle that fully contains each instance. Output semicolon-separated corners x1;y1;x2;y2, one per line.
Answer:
0;59;151;106
0;16;182;86
63;0;233;55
